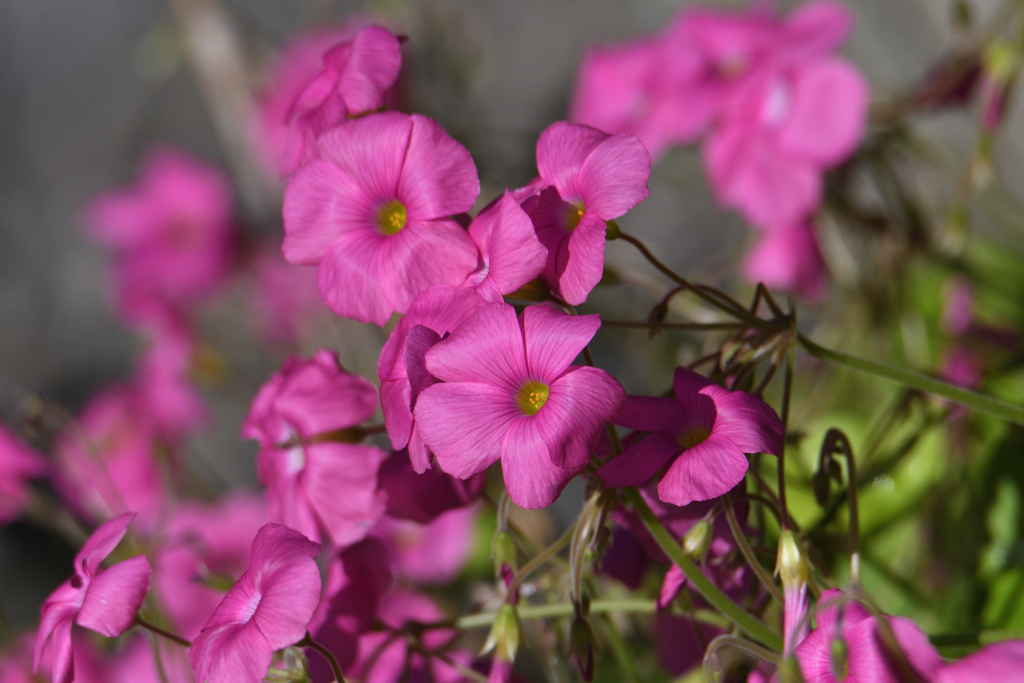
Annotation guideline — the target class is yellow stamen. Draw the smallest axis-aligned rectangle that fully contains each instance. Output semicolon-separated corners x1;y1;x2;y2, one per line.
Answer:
377;200;407;235
678;425;711;449
566;202;585;231
516;380;550;415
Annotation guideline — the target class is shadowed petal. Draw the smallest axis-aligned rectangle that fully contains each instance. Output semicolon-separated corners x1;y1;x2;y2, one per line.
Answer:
556;213;607;305
467;192;548;301
77;556;153;637
405;325;443;409
597;432;679;487
614;395;688;434
657;434;749;506
703;385;783;455
77;513;136;577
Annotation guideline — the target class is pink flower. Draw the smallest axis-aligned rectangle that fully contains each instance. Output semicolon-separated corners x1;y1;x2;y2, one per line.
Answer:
243;350;386;545
597;366;783;506
378;448;486;524
372;505;478;584
704;3;869;231
379;286;488;472
281;25;402;175
189;523;322;683
523;122;651;305
251;244;327;344
54;386;166;528
0;425;49;526
84;146;234;326
136;320;208;441
35;513;153;683
283;112;480;325
415;303;625;508
463;192;549;303
742;221;827;299
153;494;268;639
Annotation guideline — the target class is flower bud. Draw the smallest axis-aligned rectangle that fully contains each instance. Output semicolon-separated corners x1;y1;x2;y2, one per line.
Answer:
777;530;810;654
264;646;310;682
604;219;621;240
492;530;518;577
829;634;849;681
777;655;807;683
776;530;809;588
569;616;596;681
682;519;712;563
482;604;520;663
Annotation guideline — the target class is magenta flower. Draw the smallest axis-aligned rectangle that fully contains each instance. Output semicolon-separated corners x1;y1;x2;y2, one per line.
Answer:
742;221;827;300
0;425;49;527
35;513;153;683
84;146;234;326
379;286;488;472
373;505;478;584
414;303;625;508
243;350;386;545
189;523;322;683
597;366;782;506
283;112;480;325
522;122;651;305
378;448;486;524
136;320;208;442
463;192;549;303
281;25;402;175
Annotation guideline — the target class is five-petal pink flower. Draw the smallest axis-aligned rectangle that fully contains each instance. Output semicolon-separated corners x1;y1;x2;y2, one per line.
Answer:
189;523;322;683
283;112;481;325
35;513;153;683
415;303;625;508
597;366;783;506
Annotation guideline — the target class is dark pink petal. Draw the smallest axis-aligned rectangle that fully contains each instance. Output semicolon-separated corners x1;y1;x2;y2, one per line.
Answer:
274;350;378;437
938;641;1024;683
536;122;609;199
541;365;625;468
415;382;518;478
337;26;403;114
302;442;387;547
379;449;486;523
424;303;527;388
596;432;679;488
555;212;608;306
405;325;443;409
252;552;323;648
190;619;274;683
76;556;153;637
380;379;413;450
776;58;869;167
703;385;783;455
40;618;75;683
657;564;687;609
501;415;585;508
657;433;749;506
282;159;375;264
672;368;719;434
398;115;480;219
615;395;689;434
77;512;136;578
576;134;651;219
318;111;412;202
466;192;548;302
317;229;394;325
521;306;600;383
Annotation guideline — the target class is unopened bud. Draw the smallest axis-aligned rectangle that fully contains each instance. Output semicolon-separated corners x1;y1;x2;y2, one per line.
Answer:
775;530;809;588
264;646;310;682
492;531;518;577
682;520;712;563
482;604;520;663
778;655;807;683
569;617;596;681
829;635;849;681
604;219;621;240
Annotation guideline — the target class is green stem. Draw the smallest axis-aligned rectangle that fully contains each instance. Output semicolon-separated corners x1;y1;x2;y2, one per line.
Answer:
598;613;640;683
797;333;1024;426
135;615;191;648
455;599;659;629
601;320;745;332
508;523;574;595
300;633;347;683
624;487;784;651
724;494;783;605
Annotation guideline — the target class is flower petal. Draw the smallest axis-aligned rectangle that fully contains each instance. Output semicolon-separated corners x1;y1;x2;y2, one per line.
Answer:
467;191;548;301
77;512;136;577
501;416;584;508
657;433;749;506
703;385;783;455
190;619;274;683
302;443;387;547
337;26;403;114
76;556;153;637
555;212;607;305
541;365;625;468
577;133;651;219
536;122;609;199
253;551;323;649
521;306;600;383
424;303;527;388
596;432;679;488
318;111;412;202
316;229;394;325
398;114;480;219
614;395;688;434
938;640;1024;683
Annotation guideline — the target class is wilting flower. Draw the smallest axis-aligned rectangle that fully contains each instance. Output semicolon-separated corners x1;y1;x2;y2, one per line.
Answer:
189;523;322;683
243;350;386;545
281;25;402;175
379;286;488;472
0;424;49;527
743;221;827;300
522;122;651;305
597;366;783;506
415;303;625;508
282;112;480;325
83;146;234;326
35;513;153;683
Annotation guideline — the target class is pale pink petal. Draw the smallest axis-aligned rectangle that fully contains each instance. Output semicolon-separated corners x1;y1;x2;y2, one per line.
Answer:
467;192;548;301
776;58;869;166
337;26;403;114
577;134;651;219
939;641;1024;683
703;385;783;455
521;306;600;383
541;365;625;468
743;223;827;299
190;619;273;683
424;303;526;388
501;415;584;508
615;395;688;433
657;433;749;506
302;443;387;547
398;115;480;219
271;350;378;437
282;159;375;264
318;111;412;201
77;512;136;577
536;122;609;198
415;382;518;479
555;212;608;305
76;556;153;637
596;432;679;488
317;229;394;325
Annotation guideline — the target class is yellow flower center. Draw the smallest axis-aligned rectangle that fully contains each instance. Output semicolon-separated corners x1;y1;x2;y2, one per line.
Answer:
678;425;711;449
565;202;585;231
377;200;407;235
516;380;550;415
